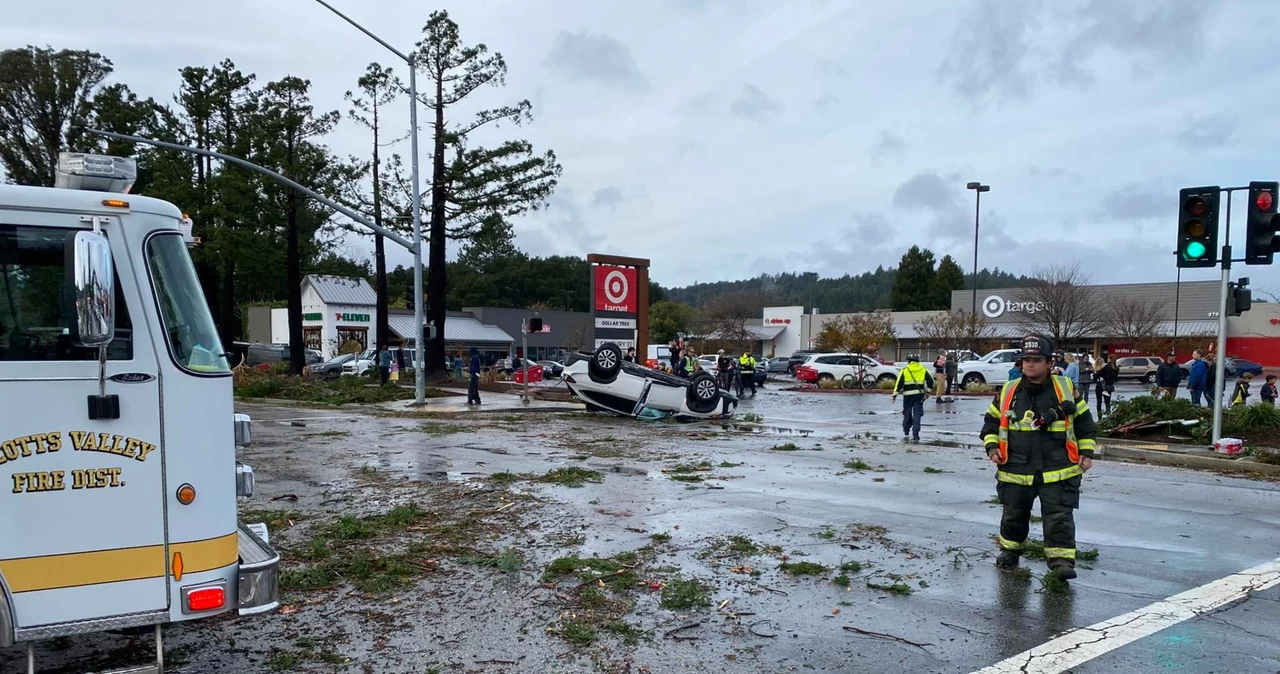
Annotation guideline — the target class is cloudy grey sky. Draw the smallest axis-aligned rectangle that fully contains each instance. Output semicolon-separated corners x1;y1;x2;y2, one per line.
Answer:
10;0;1280;292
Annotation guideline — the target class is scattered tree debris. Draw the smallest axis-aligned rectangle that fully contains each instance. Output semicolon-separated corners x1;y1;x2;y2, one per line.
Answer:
841;626;932;649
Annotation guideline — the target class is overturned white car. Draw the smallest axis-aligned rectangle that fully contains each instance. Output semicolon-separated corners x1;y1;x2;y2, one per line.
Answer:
564;343;738;420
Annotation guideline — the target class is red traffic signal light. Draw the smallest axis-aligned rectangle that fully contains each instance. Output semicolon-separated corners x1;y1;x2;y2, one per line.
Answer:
1245;181;1279;265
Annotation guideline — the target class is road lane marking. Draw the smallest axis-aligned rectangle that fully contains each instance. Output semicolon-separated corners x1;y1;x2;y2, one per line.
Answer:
972;558;1280;674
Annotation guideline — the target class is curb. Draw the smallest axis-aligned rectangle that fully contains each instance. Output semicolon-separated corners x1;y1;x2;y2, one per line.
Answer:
1096;442;1280;476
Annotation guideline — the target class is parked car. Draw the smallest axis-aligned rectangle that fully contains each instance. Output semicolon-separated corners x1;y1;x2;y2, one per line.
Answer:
538;360;565;378
786;350;817;375
307;353;355;378
1114;356;1164;383
794;353;898;386
342;347;413;376
763;357;791;374
563;343;737;420
229;342;322;368
1224;357;1264;377
954;348;1022;387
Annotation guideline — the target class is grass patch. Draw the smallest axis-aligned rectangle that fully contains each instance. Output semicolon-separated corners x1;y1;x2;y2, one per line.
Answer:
779;561;828;576
770;442;802;451
650;532;672;544
490;471;520;483
813;528;836;540
605;621;646;645
839;561;864;573
984;495;1001;504
537;467;602;488
660;577;713;609
543;553;639;591
718;461;744;468
741;412;764;423
843;458;873;470
1078;548;1100;562
923;466;947;474
669;474;703;482
458;547;524;574
696;535;765;560
729;535;761;556
266;651;303;671
833;574;851;587
557;619;598;646
866;581;913;595
421;421;467;436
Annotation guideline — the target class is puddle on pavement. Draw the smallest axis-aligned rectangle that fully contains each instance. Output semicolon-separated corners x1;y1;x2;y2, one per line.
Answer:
356;453;456;481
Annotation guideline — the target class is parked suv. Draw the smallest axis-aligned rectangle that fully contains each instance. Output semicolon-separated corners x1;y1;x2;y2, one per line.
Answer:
786;350;816;375
1115;356;1163;384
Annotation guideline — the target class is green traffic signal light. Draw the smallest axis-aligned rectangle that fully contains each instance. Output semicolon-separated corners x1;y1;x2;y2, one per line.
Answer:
1184;241;1207;259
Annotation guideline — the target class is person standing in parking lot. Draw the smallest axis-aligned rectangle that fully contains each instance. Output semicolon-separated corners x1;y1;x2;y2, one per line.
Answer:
1096;356;1119;416
933;353;948;404
717;349;733;390
1187;350;1208;406
377;345;392;385
946;352;959;395
1078;353;1095;410
738;351;758;397
624;346;637;364
1156;353;1182;399
467;347;482;405
892;354;933;443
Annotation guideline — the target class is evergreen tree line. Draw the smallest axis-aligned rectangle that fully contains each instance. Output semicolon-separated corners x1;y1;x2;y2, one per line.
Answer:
665;247;1035;313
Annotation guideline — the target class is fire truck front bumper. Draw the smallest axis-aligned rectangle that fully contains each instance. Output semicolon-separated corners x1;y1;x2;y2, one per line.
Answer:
236;522;280;616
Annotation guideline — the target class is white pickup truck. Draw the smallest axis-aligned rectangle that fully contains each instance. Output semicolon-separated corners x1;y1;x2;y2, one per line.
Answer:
954;348;1023;388
893;349;981;369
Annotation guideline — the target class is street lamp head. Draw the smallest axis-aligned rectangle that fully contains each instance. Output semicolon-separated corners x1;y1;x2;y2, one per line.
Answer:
966;182;981;189
978;185;990;193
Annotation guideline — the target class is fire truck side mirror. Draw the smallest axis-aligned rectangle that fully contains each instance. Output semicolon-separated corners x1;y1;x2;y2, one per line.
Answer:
68;230;115;348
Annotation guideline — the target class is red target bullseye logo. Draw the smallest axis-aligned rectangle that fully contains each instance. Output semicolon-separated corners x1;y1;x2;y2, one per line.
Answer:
604;271;628;304
594;265;637;313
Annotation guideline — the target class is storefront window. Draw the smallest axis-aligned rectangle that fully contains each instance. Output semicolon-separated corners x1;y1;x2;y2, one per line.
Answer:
336;327;367;351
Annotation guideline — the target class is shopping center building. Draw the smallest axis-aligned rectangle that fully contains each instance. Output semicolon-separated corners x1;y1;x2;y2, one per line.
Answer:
762;280;1280;365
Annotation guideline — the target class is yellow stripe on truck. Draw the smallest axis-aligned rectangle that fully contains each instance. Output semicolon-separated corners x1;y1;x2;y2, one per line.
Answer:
0;532;237;593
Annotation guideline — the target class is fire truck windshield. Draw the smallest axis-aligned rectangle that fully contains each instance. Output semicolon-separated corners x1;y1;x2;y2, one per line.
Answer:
147;233;228;374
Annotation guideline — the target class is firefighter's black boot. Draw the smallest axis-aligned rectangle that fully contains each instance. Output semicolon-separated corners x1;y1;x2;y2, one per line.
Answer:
995;550;1021;570
1047;561;1077;580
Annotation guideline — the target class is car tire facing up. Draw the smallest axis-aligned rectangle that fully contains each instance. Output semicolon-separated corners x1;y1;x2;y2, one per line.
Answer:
686;371;720;414
588;343;623;384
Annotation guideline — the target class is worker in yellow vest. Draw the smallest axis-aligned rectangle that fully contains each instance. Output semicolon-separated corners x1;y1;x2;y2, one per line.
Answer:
980;335;1098;581
891;353;933;443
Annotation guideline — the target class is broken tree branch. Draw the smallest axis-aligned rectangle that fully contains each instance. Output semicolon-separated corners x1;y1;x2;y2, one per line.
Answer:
842;626;933;649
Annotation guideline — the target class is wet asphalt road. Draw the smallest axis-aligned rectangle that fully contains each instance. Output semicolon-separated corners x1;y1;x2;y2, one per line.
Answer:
6;395;1277;673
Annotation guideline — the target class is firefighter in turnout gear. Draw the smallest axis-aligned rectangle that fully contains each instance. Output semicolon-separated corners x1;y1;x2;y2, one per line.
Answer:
980;335;1097;581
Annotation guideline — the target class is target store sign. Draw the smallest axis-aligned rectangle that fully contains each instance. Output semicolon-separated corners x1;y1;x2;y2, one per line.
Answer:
594;265;638;313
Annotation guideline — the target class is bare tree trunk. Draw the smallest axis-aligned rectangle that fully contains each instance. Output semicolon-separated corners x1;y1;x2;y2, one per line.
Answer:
426;68;448;373
286;189;304;375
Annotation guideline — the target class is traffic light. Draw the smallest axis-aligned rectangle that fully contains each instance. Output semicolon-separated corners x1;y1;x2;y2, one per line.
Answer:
528;317;544;333
1245;181;1280;265
1177;186;1220;268
404;284;415;310
1227;277;1252;316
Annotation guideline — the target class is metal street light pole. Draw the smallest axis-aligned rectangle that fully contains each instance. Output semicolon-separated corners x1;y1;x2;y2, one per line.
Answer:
311;0;426;405
965;182;990;350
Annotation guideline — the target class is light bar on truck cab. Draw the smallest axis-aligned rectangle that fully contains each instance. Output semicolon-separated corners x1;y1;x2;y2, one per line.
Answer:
55;152;137;193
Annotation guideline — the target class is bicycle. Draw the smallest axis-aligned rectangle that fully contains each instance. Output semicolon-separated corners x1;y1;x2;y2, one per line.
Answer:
840;367;878;390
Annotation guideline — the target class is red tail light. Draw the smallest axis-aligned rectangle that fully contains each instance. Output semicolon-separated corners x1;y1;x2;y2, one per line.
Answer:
186;587;225;612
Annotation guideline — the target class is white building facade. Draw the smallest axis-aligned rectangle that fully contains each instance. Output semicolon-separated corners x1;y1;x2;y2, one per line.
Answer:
270;276;379;361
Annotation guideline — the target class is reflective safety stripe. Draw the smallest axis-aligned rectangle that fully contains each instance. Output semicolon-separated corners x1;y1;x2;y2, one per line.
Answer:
1044;547;1076;560
1078;438;1097;452
1049;376;1081;463
899;389;925;396
1006;421;1068;432
996;471;1035;485
998;536;1024;550
986;404;1001;417
995;378;1022;464
982;434;1000;446
1075;399;1090;416
1042;464;1084;483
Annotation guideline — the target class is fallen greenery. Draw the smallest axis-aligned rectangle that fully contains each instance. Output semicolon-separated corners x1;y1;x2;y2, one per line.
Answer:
741;412;764;422
844;458;873;471
779;561;828;576
923;466;947;474
770;442;801;451
660;577;713;609
865;581;913;595
235;367;448;405
537;467;603;488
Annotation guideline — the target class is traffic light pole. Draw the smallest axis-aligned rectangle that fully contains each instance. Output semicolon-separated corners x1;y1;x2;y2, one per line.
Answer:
1211;245;1230;444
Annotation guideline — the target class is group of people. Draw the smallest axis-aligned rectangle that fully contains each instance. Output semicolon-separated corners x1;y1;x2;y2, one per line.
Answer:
660;343;758;396
1168;350;1276;407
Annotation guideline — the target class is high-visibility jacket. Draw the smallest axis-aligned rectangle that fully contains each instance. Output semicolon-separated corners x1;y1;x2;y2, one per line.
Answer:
893;362;933;396
738;355;756;372
979;375;1097;484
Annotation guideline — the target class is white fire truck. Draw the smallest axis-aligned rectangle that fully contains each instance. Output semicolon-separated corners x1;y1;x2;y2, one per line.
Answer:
0;153;279;672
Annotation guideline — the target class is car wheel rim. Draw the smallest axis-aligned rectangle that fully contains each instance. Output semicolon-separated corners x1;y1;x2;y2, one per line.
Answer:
598;352;616;369
696;380;716;400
